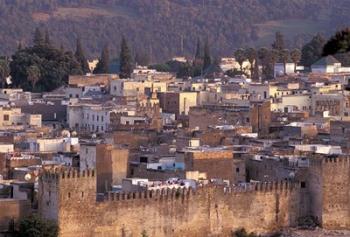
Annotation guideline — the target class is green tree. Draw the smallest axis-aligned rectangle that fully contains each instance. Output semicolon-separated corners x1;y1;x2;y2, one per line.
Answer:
272;31;285;52
253;56;260;81
194;38;202;65
202;38;211;72
17;214;58;237
119;37;133;78
234;48;246;72
26;65;41;90
300;34;326;67
93;44;110;74
258;47;272;80
33;27;44;47
280;49;290;75
323;28;350;56
75;37;90;74
141;230;148;237
232;228;258;237
290;48;301;71
245;48;257;78
10;29;82;92
44;29;51;46
0;57;10;88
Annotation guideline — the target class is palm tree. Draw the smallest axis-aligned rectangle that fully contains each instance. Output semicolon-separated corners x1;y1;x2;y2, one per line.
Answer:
290;48;302;72
245;48;257;79
280;49;290;75
234;48;246;72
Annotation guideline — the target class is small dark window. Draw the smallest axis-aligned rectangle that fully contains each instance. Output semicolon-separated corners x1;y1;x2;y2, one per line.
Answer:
68;192;71;198
301;182;306;188
236;168;240;173
81;192;84;198
3;114;9;121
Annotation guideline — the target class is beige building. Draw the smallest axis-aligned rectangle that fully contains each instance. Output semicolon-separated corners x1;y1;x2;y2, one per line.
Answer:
0;107;41;129
110;79;167;97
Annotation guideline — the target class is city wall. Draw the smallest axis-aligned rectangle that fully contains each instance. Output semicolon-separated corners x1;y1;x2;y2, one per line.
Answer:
39;170;301;237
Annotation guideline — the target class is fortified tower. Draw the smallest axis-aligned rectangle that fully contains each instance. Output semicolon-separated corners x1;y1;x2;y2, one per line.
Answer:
38;169;96;222
321;157;350;229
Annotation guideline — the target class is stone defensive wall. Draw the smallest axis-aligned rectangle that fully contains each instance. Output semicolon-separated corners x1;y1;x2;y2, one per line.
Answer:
39;169;302;237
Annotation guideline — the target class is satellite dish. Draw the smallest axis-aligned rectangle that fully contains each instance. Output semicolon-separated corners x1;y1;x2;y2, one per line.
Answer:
24;173;32;181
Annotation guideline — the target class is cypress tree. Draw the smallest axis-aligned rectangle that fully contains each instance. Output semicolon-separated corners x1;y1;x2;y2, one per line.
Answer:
75;37;90;74
44;29;51;46
93;44;109;74
194;38;202;61
272;31;285;51
33;27;44;47
202;38;211;72
193;38;203;68
119;37;133;79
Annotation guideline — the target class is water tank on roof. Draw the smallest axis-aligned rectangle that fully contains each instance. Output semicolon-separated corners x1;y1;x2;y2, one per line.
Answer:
61;130;71;138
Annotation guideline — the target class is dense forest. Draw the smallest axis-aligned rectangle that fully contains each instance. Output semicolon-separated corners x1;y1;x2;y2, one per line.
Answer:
0;0;349;62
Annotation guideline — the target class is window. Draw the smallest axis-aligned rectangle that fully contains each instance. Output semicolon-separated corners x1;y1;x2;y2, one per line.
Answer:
81;192;84;198
97;115;99;121
101;116;104;122
3;114;9;121
236;168;240;173
68;192;71;198
301;182;306;188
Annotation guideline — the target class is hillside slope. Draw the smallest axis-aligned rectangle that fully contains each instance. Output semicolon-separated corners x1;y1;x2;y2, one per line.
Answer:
0;0;349;61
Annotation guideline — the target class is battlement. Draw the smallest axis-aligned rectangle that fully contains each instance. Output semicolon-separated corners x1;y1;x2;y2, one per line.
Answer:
105;187;192;202
323;156;350;165
41;169;96;182
103;181;300;203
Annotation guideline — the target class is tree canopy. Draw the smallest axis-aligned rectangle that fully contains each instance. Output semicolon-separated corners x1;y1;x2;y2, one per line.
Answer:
17;214;58;237
93;45;110;74
10;29;82;92
75;37;90;74
300;34;326;67
119;37;133;79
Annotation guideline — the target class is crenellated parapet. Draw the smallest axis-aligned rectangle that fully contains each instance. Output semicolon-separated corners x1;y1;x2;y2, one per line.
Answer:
40;168;96;183
102;181;300;204
323;156;350;168
105;187;193;202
